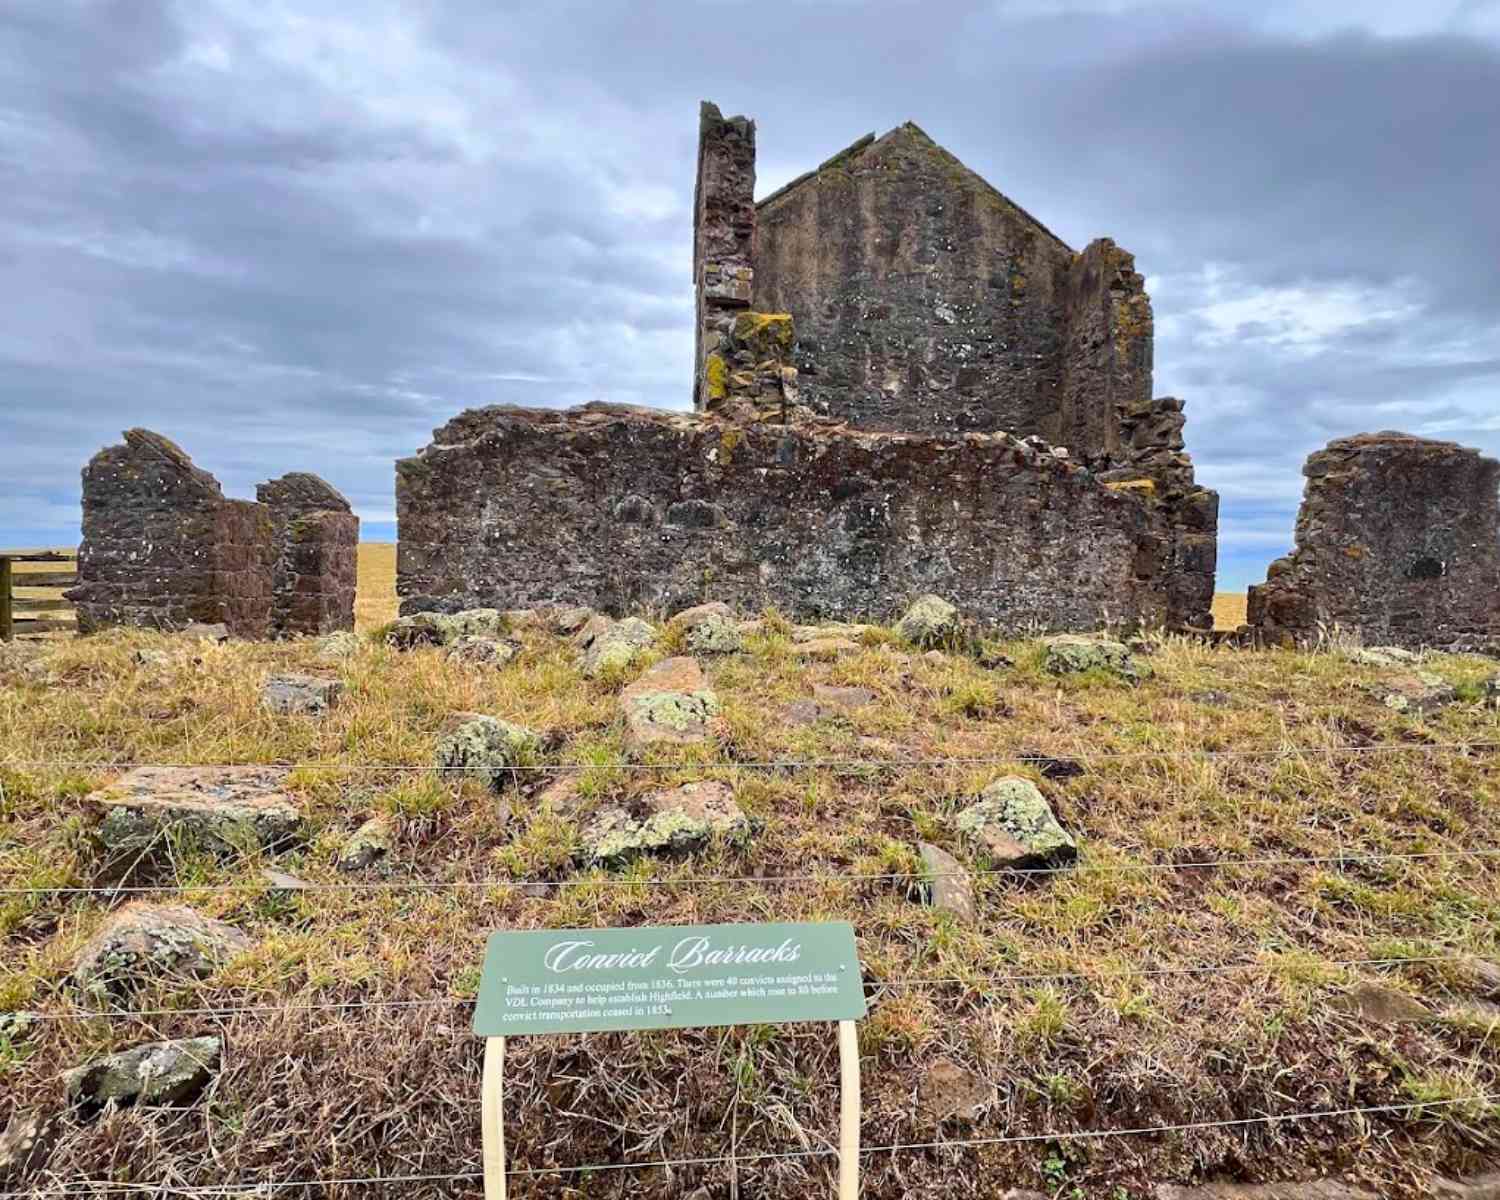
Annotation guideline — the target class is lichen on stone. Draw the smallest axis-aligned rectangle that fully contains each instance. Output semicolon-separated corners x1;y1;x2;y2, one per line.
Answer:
433;715;541;790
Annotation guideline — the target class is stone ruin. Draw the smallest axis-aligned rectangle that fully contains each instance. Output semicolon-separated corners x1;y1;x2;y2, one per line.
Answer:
397;102;1220;633
1248;432;1500;650
68;430;357;638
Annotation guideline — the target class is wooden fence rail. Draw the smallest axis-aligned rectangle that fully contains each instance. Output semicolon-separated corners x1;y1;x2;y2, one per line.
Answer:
0;549;78;641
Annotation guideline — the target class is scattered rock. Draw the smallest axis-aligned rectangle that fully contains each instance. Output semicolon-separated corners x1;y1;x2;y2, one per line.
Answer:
387;608;505;649
533;775;587;818
446;635;519;667
181;622;229;642
918;1058;989;1122
923;649;948;664
976;644;1014;670
812;684;875;711
132;648;173;668
551;606;596;636
791;623;874;644
1330;981;1431;1023
783;699;825;726
316;630;362;660
619;657;720;751
65;1036;221;1108
1351;646;1424;667
581;781;750;865
434;714;541;790
580;617;657;678
1370;672;1457;714
1154;1182;1379;1199
686;614;744;656
917;843;976;923
0;1109;58;1185
956;777;1076;868
0;642;49;685
1042;634;1152;683
897;594;961;648
94;766;302;858
262;673;342;716
668;601;734;631
339;815;394;871
792;636;860;660
72;902;252;996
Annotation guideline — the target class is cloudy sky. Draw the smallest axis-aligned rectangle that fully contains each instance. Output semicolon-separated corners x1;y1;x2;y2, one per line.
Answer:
2;1;1497;590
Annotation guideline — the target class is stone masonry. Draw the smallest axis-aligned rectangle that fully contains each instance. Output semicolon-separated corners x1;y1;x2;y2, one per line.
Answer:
68;430;275;638
256;473;358;636
396;403;1187;631
69;431;357;639
1248;432;1500;649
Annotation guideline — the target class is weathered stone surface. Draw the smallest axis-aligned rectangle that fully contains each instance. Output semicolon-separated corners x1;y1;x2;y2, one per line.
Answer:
1370;671;1457;714
792;636;862;660
339;814;393;871
897;595;961;648
918;1058;989;1122
93;766;301;857
0;641;47;684
956;777;1076;868
580;781;749;865
1350;645;1424;667
433;714;540;790
256;473;357;638
551;606;596;635
0;1109;57;1185
68;429;276;638
72;902;252;995
261;869;311;891
672;605;745;655
182;621;230;642
1330;981;1431;1023
317;630;363;660
619;657;720;750
1043;634;1152;683
387;608;505;649
396;404;1206;632
580;616;657;678
0;1010;36;1043
446;635;520;667
1249;433;1500;649
262;673;342;716
917;842;976;923
64;1036;221;1107
693;102;759;410
812;684;875;711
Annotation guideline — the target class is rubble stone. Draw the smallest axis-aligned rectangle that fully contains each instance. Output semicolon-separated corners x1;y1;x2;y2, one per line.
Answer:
262;673;342;716
71;902;252;996
93;766;302;857
64;1036;221;1107
956;777;1076;868
433;714;540;790
917;842;976;923
580;781;749;865
619;657;720;751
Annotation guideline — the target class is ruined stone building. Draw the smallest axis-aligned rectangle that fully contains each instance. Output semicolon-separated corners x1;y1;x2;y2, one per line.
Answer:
68;430;357;638
397;102;1218;633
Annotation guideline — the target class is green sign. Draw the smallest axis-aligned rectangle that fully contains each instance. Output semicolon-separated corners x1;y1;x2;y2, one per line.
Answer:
472;921;866;1036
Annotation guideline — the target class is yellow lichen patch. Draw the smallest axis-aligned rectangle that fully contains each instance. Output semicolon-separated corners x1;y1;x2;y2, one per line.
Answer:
731;311;794;357
1345;544;1365;559
704;353;728;403
719;428;743;463
1103;478;1157;498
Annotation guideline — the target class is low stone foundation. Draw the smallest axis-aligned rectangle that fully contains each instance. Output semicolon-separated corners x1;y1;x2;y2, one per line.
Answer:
256;474;358;636
1248;432;1500;649
396;403;1200;632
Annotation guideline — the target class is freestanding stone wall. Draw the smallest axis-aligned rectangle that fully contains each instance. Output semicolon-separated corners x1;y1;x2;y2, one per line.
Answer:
1247;432;1500;649
255;473;358;637
396;403;1190;632
68;430;275;637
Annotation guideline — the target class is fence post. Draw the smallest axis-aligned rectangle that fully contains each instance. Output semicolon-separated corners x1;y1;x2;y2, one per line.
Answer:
0;557;12;642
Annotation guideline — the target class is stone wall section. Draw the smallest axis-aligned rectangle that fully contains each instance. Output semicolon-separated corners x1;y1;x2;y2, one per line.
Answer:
255;473;358;636
692;101;758;411
1247;432;1500;649
396;403;1188;632
68;429;275;637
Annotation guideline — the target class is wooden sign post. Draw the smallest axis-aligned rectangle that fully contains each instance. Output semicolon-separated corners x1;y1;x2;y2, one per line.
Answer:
472;921;867;1199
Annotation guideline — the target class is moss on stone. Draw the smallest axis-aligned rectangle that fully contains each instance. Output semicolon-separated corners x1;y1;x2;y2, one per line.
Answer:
704;353;729;403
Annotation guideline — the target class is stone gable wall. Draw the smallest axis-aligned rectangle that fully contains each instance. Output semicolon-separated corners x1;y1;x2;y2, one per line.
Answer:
255;473;358;637
1247;432;1500;649
396;403;1190;632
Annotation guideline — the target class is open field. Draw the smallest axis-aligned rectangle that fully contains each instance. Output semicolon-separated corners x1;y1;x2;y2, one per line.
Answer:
2;610;1499;1197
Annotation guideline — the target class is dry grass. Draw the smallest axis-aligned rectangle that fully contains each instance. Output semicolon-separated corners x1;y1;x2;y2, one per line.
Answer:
2;615;1499;1197
1213;592;1248;630
355;542;398;630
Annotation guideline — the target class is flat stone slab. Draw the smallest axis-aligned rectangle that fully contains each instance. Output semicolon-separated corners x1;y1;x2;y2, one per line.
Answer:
262;673;342;716
1329;981;1431;1023
64;1036;221;1108
446;636;520;666
619;657;720;750
93;766;302;857
71;902;253;996
956;777;1077;869
1043;634;1151;683
792;636;861;660
918;842;976;923
580;781;750;865
1370;671;1457;714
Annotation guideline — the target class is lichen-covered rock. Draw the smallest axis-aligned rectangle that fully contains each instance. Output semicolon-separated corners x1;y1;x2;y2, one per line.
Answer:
1484;675;1500;709
917;842;976;923
956;777;1077;868
262;673;342;716
182;622;231;642
387;608;505;649
668;601;735;632
433;714;540;790
446;636;519;667
0;1010;36;1044
790;623;874;643
64;1037;221;1108
1371;672;1458;714
71;902;252;996
94;766;302;858
1042;634;1152;683
581;781;750;865
581;617;657;678
551;606;596;636
1351;646;1424;667
792;636;861;660
686;614;744;655
897;595;961;648
619;657;720;750
316;630;363;660
339;814;394;871
0;1108;57;1185
0;642;48;685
